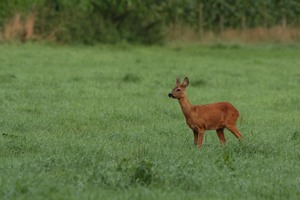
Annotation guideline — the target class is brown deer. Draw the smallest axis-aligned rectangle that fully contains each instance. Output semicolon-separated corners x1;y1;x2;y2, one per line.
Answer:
168;77;242;147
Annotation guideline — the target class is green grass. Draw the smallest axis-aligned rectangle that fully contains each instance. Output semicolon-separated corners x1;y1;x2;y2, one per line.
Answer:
0;43;299;200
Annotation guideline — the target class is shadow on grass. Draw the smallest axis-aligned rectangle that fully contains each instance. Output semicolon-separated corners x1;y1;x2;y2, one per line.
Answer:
191;79;206;88
228;140;279;158
122;73;141;83
0;74;17;83
1;133;41;155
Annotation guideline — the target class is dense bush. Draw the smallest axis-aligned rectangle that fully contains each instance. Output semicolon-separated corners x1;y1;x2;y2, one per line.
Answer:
1;0;300;44
34;0;165;44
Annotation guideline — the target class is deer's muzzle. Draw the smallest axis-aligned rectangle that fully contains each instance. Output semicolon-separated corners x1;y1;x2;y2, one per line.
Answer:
168;93;174;98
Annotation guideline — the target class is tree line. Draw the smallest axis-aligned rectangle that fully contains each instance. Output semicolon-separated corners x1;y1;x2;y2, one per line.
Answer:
1;0;300;44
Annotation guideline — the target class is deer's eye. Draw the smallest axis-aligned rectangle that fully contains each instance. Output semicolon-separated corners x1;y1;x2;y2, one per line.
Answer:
176;89;181;92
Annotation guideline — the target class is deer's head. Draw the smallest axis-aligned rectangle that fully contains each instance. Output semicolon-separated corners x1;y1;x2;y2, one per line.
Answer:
168;77;189;99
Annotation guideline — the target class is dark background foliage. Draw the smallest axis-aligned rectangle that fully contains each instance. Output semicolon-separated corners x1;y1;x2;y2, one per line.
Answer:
1;0;300;44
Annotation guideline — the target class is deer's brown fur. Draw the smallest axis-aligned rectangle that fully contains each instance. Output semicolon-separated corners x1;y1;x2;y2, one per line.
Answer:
168;77;242;147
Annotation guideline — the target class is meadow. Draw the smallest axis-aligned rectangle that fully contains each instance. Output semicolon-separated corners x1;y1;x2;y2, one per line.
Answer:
0;43;299;200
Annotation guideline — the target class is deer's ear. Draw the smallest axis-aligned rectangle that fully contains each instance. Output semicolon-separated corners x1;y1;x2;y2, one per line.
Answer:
176;77;181;86
182;77;189;88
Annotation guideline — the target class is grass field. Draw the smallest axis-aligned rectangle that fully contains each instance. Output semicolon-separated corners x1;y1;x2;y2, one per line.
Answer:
0;43;299;200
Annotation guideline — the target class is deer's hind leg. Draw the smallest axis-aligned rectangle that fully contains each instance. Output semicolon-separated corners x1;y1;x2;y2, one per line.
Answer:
216;128;226;144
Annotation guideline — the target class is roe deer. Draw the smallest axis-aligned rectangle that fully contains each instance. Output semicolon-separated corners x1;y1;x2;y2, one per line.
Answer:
168;77;242;147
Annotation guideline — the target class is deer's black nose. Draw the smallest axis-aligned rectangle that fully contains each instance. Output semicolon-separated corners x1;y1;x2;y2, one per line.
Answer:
168;93;173;98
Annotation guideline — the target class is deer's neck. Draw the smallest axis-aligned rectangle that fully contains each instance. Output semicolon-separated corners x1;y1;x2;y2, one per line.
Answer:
178;95;192;117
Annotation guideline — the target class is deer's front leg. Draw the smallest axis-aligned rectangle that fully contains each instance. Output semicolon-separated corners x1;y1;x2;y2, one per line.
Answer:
197;128;205;148
192;128;198;146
